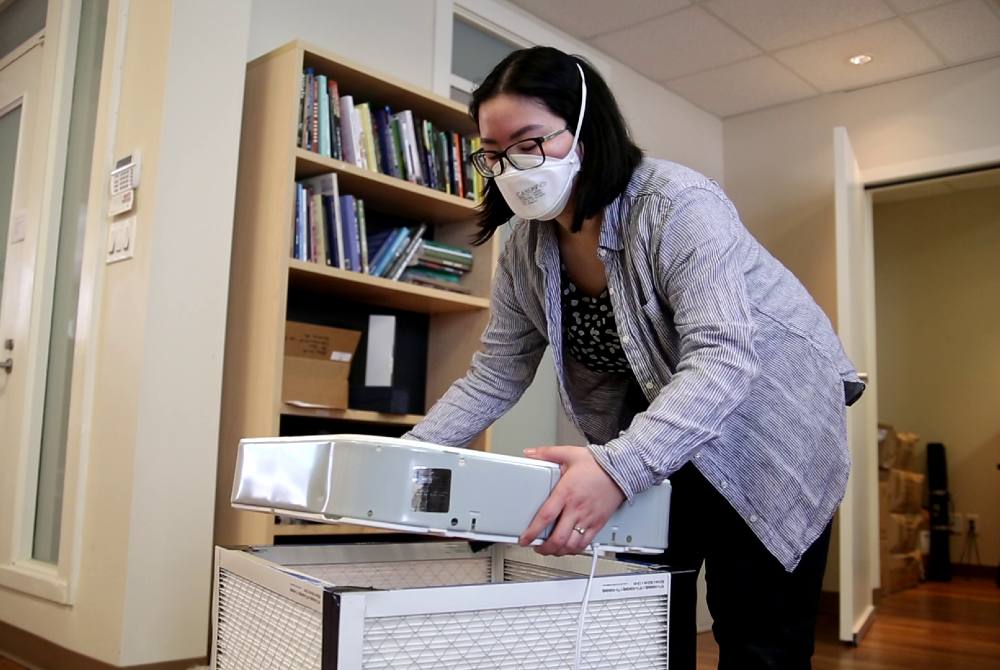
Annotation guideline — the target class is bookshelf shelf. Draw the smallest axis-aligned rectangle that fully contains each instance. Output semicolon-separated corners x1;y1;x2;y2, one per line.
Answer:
288;259;489;313
280;404;424;426
294;149;478;224
214;40;496;548
272;523;391;537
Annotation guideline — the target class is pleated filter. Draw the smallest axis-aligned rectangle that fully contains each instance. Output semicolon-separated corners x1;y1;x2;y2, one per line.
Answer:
211;542;687;670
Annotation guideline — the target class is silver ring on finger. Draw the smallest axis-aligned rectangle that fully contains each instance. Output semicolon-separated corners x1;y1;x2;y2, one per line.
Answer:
573;526;587;535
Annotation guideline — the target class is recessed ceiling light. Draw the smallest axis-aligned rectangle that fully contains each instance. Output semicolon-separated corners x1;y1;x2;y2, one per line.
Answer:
849;53;873;66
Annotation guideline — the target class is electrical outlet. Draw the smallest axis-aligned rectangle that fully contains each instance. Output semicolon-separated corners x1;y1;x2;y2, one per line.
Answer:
951;512;963;534
967;513;980;535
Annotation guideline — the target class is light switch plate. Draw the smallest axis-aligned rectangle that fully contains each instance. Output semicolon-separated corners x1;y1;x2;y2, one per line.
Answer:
106;216;136;264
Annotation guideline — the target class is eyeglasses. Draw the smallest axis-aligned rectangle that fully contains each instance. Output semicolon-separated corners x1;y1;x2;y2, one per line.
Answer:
469;128;570;178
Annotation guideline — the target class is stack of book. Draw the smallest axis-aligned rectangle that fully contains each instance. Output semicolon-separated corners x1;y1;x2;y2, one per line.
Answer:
292;172;474;295
293;172;370;272
401;239;474;294
298;68;484;202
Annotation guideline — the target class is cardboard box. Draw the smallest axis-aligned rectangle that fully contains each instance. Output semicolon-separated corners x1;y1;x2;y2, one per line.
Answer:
887;468;924;514
886;513;922;553
878;425;919;472
281;322;361;409
884;550;922;594
877;424;898;470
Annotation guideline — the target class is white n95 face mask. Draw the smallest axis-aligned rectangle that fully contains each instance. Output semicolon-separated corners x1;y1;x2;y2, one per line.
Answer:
493;64;588;221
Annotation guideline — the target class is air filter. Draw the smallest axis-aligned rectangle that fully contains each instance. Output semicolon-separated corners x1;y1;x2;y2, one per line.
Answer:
231;434;670;553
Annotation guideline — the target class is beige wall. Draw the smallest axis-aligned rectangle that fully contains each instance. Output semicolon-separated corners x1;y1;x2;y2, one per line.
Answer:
0;0;250;665
874;186;1000;568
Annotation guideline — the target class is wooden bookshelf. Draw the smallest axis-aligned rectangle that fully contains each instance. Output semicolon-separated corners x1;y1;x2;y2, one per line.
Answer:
215;40;497;547
288;260;490;313
280;405;424;426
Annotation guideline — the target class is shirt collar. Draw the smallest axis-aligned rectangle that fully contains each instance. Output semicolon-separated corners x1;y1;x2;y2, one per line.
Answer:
598;194;627;251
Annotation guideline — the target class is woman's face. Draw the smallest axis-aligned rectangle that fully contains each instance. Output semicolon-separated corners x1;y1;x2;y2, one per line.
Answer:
478;94;575;166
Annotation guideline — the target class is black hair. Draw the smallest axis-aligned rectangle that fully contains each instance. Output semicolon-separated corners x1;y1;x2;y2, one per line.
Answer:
468;46;643;245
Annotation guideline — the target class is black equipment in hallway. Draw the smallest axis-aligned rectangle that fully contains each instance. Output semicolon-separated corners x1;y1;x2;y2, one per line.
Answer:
926;442;951;582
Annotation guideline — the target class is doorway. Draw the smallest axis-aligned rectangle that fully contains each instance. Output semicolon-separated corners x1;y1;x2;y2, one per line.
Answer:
869;166;1000;593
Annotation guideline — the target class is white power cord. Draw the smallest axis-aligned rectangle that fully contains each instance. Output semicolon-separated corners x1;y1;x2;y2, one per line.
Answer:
572;543;603;670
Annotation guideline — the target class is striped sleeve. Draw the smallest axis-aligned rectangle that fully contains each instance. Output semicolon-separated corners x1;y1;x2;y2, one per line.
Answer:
404;249;548;448
589;188;760;499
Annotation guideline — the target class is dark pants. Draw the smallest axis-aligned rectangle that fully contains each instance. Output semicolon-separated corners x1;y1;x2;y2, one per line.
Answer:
642;462;832;670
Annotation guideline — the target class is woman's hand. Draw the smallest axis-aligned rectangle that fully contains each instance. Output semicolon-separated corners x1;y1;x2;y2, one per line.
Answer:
518;446;626;556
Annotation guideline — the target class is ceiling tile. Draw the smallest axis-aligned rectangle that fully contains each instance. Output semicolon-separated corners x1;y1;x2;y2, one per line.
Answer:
704;0;895;50
774;19;943;92
907;0;1000;64
592;5;760;81
885;0;954;13
508;0;690;39
665;56;817;116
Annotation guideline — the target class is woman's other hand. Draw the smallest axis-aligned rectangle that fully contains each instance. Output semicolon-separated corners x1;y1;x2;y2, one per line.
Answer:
518;446;625;556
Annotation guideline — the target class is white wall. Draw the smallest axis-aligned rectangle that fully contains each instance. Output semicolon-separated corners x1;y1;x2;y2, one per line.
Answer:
874;186;1000;568
0;1;250;665
723;56;1000;592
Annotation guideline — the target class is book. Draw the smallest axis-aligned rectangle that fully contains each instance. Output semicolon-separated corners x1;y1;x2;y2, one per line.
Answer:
373;106;398;178
422;239;473;263
300;172;343;267
367;227;403;276
311;76;320;156
406;266;461;283
395;110;424;186
339;95;359;166
294;184;306;260
452;132;464;199
373;227;411;277
320;194;339;267
356;103;380;174
318;74;331;157
314;191;330;264
437;131;453;195
328;78;342;160
416;258;465;275
402;271;471;294
390;117;407;181
339;195;361;272
419;119;436;190
356;199;370;274
387;223;427;280
298;70;308;150
365;228;394;267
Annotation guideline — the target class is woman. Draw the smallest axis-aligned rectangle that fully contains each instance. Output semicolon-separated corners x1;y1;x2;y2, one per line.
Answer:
404;46;863;669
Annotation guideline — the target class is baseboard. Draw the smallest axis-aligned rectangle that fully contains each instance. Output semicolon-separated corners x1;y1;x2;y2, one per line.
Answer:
951;563;998;580
0;620;205;670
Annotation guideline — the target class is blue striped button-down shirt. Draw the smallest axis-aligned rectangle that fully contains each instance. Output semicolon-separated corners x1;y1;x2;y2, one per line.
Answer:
406;158;861;571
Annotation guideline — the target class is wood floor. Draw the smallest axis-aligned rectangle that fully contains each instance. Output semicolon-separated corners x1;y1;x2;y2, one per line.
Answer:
697;577;1000;669
2;578;997;669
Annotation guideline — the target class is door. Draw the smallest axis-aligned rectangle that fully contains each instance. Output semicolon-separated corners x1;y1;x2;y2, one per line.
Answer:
0;38;45;558
834;127;880;644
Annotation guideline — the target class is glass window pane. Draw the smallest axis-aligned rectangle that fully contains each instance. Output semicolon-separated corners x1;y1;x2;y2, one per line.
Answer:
451;17;518;89
32;0;107;563
0;0;48;61
0;106;21;307
449;86;472;106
